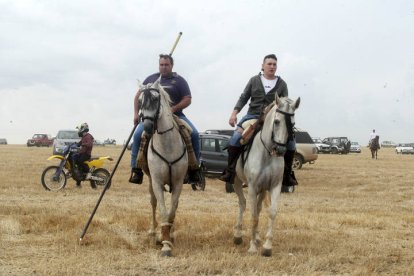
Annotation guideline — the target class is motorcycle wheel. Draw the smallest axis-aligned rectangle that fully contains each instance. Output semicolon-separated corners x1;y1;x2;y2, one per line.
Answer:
41;166;67;191
90;168;111;189
191;172;206;191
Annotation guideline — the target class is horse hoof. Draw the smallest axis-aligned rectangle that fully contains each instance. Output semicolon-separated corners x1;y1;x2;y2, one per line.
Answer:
160;250;172;257
155;238;162;246
261;248;272;257
233;236;243;245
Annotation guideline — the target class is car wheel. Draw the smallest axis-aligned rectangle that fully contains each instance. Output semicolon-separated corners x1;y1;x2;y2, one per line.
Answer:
292;154;303;170
191;172;206;191
281;185;295;193
331;148;338;154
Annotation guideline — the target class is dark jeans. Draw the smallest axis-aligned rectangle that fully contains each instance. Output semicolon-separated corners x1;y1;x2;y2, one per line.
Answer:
74;153;90;173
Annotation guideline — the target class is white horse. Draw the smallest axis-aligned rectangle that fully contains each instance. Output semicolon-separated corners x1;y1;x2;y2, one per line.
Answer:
232;95;300;256
139;80;188;257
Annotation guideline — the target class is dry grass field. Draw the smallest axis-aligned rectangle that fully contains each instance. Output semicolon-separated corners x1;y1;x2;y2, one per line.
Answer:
1;145;413;275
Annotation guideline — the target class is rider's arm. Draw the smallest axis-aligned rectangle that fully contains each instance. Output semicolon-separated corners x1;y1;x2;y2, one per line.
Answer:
171;95;191;114
133;90;142;125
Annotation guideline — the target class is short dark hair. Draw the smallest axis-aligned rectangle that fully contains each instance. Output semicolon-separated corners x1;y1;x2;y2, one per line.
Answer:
263;54;277;63
159;54;174;65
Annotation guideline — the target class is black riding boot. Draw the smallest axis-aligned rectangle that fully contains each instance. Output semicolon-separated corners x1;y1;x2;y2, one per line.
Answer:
283;150;298;187
188;166;201;183
219;145;242;184
129;167;143;184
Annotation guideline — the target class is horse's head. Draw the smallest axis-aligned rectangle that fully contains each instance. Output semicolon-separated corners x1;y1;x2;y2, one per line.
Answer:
138;78;173;135
139;80;162;135
270;95;300;156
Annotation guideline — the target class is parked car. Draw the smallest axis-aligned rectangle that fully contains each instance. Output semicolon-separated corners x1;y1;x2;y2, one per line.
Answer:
27;134;53;147
322;137;351;154
199;128;317;193
199;132;230;177
294;130;318;169
312;137;331;154
53;129;80;155
381;140;397;148
395;143;414;154
0;138;7;145
349;141;361;153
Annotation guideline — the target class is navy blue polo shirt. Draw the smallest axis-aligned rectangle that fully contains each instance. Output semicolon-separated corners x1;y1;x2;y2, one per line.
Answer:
143;72;191;116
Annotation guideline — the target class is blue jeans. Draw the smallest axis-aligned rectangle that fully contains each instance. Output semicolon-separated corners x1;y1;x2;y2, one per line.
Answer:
229;113;296;150
130;115;200;168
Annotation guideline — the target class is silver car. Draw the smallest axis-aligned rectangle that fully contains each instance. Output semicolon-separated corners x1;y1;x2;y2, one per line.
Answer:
53;129;80;155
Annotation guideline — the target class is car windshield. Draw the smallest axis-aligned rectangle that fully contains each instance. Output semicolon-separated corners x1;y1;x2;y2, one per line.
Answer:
57;131;78;139
351;142;359;145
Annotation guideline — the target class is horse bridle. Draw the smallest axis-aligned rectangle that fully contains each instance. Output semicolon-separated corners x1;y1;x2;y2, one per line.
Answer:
140;87;174;135
260;107;295;156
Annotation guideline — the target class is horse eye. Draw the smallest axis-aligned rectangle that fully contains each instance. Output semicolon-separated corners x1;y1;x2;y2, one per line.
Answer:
274;119;280;125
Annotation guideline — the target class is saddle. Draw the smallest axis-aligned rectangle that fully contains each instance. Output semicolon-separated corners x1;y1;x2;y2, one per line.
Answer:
240;102;275;145
136;115;198;174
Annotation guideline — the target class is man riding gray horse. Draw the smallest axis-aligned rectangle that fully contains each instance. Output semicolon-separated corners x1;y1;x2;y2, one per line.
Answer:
219;54;298;189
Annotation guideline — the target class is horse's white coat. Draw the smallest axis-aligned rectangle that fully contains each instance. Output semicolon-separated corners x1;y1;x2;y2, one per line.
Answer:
139;80;188;256
233;95;300;256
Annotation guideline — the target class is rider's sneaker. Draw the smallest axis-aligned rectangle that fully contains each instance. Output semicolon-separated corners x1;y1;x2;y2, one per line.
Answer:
129;168;143;184
85;172;92;180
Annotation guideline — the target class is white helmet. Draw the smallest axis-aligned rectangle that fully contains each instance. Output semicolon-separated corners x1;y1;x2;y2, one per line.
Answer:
76;122;89;137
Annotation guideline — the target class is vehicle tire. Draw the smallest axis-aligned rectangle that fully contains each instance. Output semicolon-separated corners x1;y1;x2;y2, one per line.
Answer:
41;166;67;191
292;154;303;170
281;185;295;193
191;172;206;191
90;168;111;189
225;181;234;193
331;148;338;154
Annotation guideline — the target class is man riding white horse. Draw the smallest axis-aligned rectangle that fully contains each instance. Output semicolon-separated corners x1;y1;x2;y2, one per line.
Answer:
129;54;200;184
219;54;298;189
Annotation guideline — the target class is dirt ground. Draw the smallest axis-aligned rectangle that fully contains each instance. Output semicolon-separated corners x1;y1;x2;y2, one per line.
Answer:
0;145;413;275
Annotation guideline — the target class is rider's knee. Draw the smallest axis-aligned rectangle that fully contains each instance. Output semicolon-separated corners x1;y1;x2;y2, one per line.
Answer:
229;131;243;147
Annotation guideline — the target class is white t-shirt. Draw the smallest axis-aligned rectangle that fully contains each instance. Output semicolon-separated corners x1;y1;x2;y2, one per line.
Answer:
261;75;278;93
369;132;378;140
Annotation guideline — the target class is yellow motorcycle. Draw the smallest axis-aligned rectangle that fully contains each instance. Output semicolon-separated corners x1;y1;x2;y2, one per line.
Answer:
41;143;113;191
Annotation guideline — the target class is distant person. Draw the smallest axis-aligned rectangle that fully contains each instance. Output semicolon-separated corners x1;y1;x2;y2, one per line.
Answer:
219;54;298;188
129;54;200;184
74;122;94;187
369;129;378;146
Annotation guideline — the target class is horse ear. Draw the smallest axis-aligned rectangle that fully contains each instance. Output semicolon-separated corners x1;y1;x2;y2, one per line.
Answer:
137;79;144;90
153;76;161;88
294;97;301;109
275;94;281;105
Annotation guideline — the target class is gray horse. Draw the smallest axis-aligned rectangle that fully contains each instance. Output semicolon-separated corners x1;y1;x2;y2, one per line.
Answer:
139;80;188;257
233;95;300;256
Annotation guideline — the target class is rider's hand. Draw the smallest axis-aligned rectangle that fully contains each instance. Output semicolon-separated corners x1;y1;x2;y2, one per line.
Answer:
229;114;237;127
133;114;140;125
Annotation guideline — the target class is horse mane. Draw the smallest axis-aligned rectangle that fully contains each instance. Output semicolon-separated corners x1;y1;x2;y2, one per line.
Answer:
158;85;173;112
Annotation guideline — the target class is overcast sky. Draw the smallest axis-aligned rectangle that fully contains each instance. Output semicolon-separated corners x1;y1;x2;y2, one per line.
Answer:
1;0;413;145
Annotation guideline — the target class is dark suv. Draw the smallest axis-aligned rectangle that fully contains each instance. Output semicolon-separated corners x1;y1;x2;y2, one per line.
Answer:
27;134;54;147
322;137;351;154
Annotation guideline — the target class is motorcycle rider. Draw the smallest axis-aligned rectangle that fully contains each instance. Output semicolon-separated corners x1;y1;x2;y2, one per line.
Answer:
73;122;95;188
